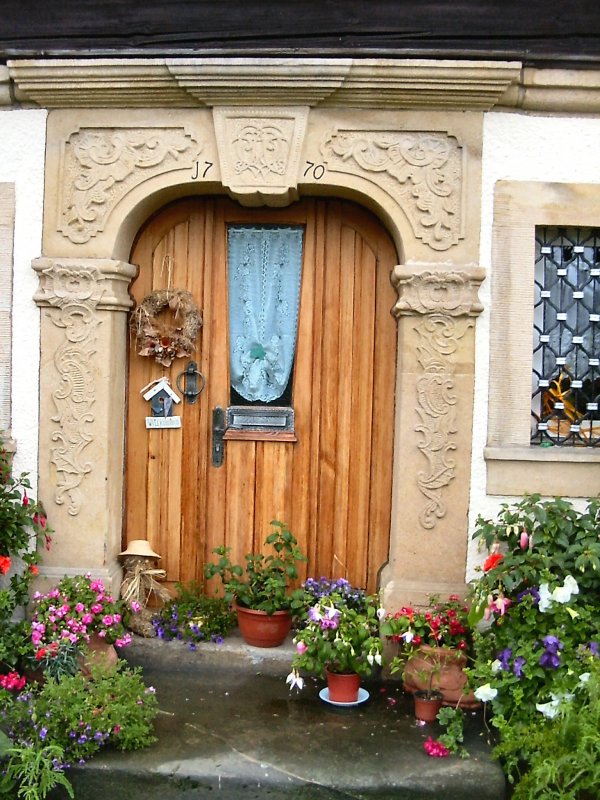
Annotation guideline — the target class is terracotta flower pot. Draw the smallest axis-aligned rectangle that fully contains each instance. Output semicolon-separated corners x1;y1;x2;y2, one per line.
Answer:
234;602;292;647
326;670;361;703
403;644;479;708
413;689;443;722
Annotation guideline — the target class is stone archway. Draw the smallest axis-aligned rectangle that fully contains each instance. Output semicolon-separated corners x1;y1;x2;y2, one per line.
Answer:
33;104;485;606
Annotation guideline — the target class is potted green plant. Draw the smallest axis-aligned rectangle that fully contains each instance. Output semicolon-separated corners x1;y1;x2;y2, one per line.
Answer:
381;594;477;708
204;520;306;647
286;578;384;703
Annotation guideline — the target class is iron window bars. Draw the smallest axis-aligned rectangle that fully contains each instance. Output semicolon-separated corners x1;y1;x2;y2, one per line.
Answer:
532;226;600;447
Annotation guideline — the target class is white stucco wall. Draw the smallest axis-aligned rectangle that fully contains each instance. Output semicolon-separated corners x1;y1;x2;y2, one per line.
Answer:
0;108;47;487
467;111;600;578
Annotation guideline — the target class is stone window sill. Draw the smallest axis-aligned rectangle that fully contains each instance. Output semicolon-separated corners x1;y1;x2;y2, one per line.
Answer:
484;446;599;497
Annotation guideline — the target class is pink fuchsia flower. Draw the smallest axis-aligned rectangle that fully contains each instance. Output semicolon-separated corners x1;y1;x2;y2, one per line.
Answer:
519;530;529;550
22;491;29;506
423;737;450;758
296;641;308;655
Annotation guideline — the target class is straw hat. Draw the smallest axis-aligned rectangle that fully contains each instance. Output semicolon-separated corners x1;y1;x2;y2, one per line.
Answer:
119;539;162;559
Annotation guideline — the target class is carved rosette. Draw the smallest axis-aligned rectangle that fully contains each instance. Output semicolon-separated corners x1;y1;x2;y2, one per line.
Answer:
213;107;308;204
33;258;136;516
58;127;201;244
321;129;464;251
392;267;485;530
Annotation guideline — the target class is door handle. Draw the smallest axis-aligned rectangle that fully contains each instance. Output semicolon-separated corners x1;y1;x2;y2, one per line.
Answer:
176;361;205;404
212;407;226;467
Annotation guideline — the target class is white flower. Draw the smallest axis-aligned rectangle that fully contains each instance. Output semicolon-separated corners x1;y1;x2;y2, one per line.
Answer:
367;653;374;666
401;630;415;644
536;698;560;719
490;659;502;674
376;607;386;621
538;583;553;612
536;691;574;718
474;683;498;703
286;670;304;692
579;672;591;686
552;575;579;604
374;653;382;666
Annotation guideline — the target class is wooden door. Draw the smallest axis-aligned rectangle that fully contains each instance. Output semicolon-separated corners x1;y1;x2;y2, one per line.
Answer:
125;197;397;592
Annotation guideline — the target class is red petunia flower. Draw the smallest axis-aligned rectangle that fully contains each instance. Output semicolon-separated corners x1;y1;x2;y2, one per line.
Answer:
483;553;504;573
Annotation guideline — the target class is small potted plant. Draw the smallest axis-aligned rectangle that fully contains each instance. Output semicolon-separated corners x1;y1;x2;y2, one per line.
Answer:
204;520;306;647
286;578;385;703
29;573;138;673
381;595;476;708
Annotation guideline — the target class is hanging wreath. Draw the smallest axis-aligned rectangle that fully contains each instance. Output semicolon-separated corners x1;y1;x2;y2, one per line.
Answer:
130;288;202;368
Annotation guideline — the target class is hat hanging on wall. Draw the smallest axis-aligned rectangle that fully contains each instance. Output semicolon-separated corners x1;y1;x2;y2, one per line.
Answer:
119;539;162;559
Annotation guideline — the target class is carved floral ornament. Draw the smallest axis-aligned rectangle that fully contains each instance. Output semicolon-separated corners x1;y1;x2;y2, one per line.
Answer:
390;267;485;530
58;126;201;244
321;129;464;251
34;262;106;516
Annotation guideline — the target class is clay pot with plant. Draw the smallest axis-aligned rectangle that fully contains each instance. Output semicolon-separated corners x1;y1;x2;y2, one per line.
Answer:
204;520;306;647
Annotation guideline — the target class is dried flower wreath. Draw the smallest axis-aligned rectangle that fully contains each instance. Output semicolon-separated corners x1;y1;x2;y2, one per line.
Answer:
130;288;202;367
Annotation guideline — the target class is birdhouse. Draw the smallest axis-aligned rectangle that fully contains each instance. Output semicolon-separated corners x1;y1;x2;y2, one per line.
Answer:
142;378;182;428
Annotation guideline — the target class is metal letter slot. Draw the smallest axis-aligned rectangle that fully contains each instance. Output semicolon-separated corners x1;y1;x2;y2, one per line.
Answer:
176;361;206;404
212;406;226;467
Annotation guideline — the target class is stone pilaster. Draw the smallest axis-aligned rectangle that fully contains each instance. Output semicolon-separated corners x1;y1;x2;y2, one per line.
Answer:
33;257;136;589
381;264;485;608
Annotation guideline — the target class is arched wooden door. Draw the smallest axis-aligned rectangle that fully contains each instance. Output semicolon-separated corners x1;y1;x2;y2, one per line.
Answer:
125;197;397;592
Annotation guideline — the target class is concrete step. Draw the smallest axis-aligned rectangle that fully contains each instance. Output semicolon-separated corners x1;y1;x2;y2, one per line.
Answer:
49;636;506;799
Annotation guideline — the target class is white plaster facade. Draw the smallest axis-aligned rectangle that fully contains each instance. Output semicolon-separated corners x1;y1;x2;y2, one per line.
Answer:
1;61;599;599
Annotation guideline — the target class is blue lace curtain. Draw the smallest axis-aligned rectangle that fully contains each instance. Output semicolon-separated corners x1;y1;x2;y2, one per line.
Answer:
227;225;304;403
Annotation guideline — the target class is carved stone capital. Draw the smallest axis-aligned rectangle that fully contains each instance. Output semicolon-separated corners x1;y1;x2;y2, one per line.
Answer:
213;106;309;206
33;258;137;312
57;126;202;244
321;129;465;251
391;265;485;317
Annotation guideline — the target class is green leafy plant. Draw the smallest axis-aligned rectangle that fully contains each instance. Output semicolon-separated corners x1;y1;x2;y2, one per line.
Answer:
0;439;52;670
152;580;237;648
436;706;468;758
204;520;306;614
439;496;600;790
286;582;384;689
0;660;158;796
0;743;75;800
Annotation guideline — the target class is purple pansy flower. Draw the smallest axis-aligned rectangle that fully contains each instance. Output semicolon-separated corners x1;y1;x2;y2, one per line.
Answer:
513;656;526;678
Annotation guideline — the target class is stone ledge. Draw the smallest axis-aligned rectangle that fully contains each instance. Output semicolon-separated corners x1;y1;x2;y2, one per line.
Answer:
7;57;520;110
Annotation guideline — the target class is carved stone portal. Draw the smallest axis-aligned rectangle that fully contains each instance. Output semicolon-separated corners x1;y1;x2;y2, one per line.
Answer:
33;258;136;516
322;129;464;251
57;127;201;244
213;106;309;206
392;267;485;529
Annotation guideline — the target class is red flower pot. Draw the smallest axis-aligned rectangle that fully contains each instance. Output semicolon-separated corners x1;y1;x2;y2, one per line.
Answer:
234;603;292;648
413;690;443;722
403;644;479;708
326;670;361;703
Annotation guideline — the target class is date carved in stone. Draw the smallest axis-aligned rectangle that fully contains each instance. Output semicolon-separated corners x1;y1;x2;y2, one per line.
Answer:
58;128;200;244
322;129;463;251
36;264;105;515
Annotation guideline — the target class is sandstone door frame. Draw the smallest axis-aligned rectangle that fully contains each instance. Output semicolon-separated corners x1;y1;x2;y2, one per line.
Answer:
33;104;485;608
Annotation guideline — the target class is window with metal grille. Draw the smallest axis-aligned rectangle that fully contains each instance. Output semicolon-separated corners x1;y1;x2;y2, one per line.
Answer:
532;227;600;447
